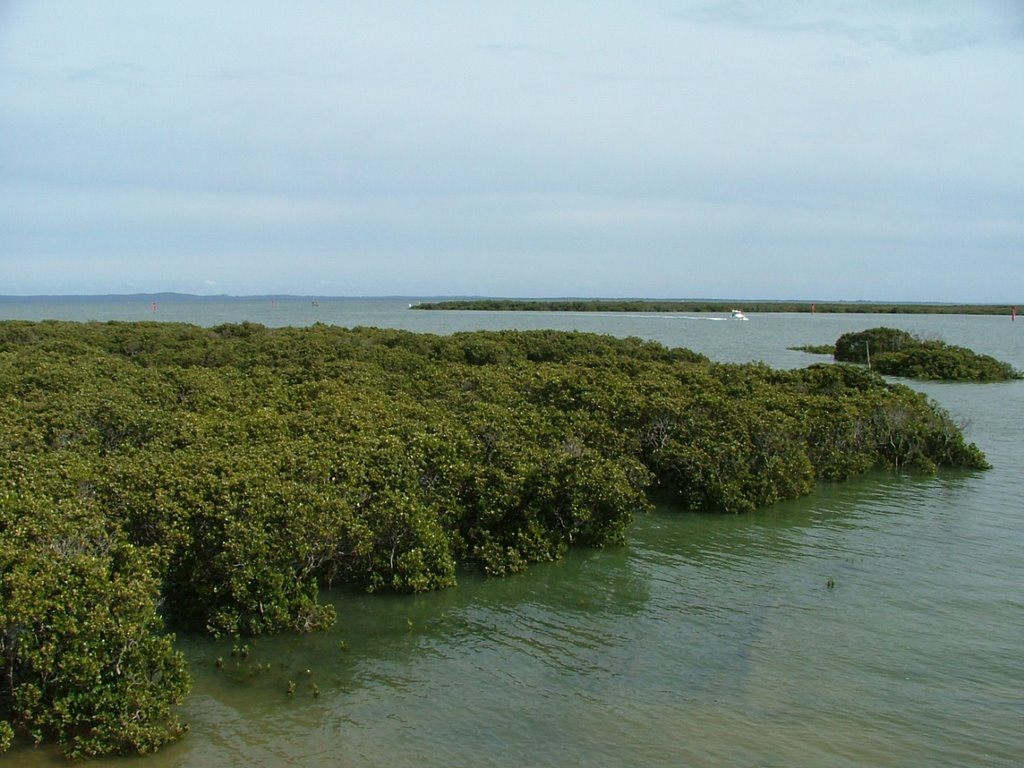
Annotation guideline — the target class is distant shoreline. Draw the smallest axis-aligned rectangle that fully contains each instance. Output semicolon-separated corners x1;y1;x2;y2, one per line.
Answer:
410;299;1020;316
0;295;1018;317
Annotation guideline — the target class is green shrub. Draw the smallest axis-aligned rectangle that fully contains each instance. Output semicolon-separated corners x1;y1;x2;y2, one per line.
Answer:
0;320;992;755
0;497;190;757
834;327;915;363
834;327;1021;381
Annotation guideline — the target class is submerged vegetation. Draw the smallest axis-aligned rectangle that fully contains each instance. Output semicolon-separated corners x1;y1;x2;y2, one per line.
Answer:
831;327;1021;382
0;320;989;756
412;299;1020;315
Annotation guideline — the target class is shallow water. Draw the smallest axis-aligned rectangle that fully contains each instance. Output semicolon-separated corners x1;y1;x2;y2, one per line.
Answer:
2;297;1021;767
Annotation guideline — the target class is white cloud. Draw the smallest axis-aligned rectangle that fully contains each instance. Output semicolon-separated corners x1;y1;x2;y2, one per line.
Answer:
0;1;1021;299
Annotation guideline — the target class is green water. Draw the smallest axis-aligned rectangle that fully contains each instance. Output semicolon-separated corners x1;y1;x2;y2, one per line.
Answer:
2;298;1021;766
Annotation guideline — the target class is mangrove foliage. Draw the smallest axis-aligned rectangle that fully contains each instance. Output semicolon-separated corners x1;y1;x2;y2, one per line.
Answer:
411;299;1020;315
833;327;1022;382
0;320;990;756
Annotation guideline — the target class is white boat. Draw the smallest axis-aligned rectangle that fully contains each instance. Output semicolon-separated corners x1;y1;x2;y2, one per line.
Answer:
731;309;748;321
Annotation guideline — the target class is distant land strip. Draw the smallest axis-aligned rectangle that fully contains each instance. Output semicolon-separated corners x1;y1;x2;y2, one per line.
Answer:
410;300;1020;316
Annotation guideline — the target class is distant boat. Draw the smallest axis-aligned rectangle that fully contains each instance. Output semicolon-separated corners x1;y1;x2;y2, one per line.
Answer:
731;309;748;321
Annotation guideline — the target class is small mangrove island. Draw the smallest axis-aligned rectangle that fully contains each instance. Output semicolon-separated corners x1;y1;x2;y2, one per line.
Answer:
411;299;1020;316
795;327;1022;382
0;321;990;757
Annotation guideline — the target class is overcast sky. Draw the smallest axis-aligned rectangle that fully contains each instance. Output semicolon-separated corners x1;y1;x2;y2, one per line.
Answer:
1;1;1022;300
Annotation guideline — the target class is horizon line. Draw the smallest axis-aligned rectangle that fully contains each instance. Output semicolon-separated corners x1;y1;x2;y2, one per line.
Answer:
0;293;1018;306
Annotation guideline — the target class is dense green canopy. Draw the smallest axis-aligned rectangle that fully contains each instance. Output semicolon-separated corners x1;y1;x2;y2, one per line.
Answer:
834;327;1022;381
0;320;989;756
412;299;1019;315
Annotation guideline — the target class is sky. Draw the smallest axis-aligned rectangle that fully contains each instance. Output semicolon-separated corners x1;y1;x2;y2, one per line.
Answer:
1;1;1022;300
